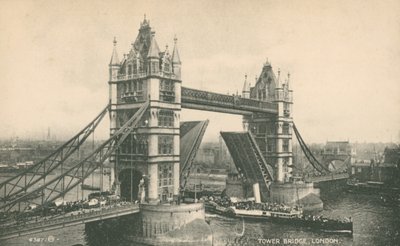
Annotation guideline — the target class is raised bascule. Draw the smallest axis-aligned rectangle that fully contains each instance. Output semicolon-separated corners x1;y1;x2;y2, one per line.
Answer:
0;18;348;244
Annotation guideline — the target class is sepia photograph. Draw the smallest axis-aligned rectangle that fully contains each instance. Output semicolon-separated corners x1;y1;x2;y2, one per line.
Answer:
0;0;399;245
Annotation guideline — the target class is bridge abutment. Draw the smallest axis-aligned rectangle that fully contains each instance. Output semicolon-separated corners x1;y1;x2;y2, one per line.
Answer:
130;203;212;245
269;182;323;211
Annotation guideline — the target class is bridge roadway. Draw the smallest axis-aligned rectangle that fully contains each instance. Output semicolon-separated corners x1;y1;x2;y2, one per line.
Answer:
181;86;278;115
0;202;139;240
304;173;349;183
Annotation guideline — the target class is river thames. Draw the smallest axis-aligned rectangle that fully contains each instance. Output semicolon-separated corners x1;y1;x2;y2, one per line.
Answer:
1;173;400;246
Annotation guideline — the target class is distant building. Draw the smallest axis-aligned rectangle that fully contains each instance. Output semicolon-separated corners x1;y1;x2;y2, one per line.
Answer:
383;146;400;165
350;145;400;186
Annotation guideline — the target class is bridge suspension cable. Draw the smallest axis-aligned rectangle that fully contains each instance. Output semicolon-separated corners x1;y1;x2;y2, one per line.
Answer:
0;102;149;212
292;123;330;174
0;104;109;203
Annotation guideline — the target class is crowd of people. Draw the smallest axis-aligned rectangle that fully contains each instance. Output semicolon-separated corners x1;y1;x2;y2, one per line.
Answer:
202;195;300;214
0;194;137;228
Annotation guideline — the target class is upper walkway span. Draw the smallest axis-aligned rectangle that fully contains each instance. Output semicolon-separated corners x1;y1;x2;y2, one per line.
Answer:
181;87;278;115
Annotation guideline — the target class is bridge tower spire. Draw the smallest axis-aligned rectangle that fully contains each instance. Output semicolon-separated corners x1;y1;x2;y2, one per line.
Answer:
109;37;120;82
242;74;250;98
172;35;181;79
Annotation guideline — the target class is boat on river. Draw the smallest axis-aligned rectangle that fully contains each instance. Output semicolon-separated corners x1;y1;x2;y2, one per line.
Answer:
205;200;353;235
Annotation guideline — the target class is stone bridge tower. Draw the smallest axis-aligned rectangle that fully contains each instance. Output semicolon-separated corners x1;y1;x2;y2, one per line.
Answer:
108;18;182;204
243;61;293;183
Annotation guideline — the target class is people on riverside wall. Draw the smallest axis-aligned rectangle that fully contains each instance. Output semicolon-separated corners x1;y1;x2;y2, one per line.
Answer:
0;194;137;227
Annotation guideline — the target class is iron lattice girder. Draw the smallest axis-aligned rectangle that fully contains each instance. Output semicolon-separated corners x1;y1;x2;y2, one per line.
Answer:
0;102;149;211
292;123;330;173
0;105;109;202
179;120;209;189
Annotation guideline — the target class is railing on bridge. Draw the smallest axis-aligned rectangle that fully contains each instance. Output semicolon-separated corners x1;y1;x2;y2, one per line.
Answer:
305;173;349;183
181;87;278;114
0;203;140;240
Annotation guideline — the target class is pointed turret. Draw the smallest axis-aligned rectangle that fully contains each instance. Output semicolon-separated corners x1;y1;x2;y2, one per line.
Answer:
172;36;182;79
172;36;181;65
147;32;160;75
109;37;120;65
276;68;281;88
242;74;250;98
147;32;160;59
109;37;120;81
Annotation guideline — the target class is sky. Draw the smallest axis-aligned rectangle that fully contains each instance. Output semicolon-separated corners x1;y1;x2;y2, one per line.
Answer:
0;0;399;143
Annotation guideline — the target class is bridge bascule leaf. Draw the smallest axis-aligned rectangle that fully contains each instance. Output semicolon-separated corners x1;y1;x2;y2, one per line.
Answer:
0;102;149;212
220;131;274;201
179;120;209;189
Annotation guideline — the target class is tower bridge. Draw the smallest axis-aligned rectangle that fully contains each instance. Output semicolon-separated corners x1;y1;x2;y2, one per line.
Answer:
0;18;344;243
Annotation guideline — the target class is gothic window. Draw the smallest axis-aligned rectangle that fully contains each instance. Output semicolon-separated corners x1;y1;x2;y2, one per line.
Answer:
158;163;174;199
267;141;275;152
158;109;174;127
125;82;129;93
158;135;173;155
164;62;170;73
282;123;290;135
139;60;144;73
133;81;137;91
128;64;132;75
159;80;175;102
151;62;158;74
138;81;143;91
133;60;137;74
283;139;289;152
258;123;266;134
267;122;275;135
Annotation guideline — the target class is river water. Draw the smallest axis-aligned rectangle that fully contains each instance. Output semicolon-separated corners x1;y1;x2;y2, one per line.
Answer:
1;173;400;246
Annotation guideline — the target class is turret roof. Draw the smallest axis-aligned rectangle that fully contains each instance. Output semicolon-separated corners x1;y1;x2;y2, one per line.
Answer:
147;32;160;58
172;36;181;64
242;74;250;92
109;37;120;66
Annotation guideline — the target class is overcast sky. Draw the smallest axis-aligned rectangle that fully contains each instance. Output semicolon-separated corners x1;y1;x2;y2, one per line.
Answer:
1;0;399;143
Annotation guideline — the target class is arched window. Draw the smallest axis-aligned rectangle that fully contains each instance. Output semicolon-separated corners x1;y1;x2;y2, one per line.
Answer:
151;62;158;74
158;135;173;154
158;110;174;127
133;60;137;74
139;60;144;73
164;62;170;73
128;64;132;75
